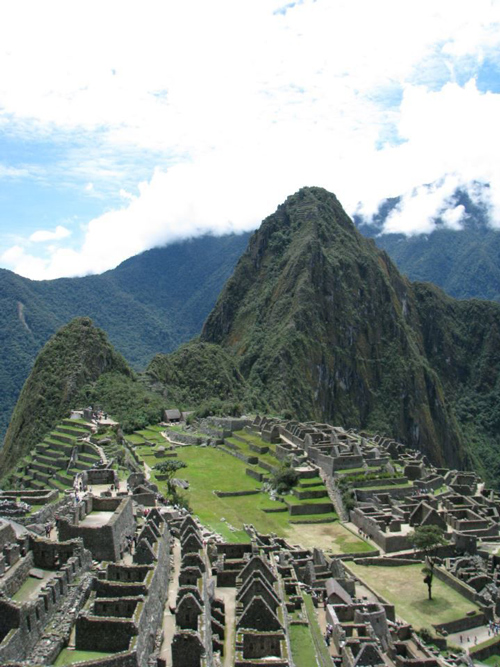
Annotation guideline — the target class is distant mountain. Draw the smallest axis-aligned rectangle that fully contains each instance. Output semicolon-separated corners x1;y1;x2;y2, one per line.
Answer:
187;187;500;482
0;232;250;445
355;188;500;302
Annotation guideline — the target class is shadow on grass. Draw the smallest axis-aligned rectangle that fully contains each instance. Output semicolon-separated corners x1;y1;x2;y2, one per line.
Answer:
409;596;453;616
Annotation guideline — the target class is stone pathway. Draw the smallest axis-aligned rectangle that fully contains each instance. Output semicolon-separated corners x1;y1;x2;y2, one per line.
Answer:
448;625;492;653
159;538;181;666
316;601;339;659
215;587;237;667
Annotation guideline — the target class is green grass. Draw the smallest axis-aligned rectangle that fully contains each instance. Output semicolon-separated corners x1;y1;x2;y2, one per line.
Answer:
289;623;319;667
303;594;333;667
144;444;327;542
225;435;279;468
53;649;112;666
480;653;500;666
137;442;371;552
335;466;368;475
126;434;147;444
11;576;45;602
348;563;479;630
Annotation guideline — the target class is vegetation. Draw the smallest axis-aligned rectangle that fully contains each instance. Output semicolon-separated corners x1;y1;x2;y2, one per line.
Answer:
348;562;479;629
0;232;250;447
0;317;131;475
137;441;367;551
199;186;500;480
409;525;447;600
289;623;318;667
270;457;299;493
153;459;187;502
77;372;166;433
357;188;500;303
147;340;249;409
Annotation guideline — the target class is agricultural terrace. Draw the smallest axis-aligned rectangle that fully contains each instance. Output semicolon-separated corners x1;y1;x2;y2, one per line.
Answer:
132;426;371;553
347;562;480;630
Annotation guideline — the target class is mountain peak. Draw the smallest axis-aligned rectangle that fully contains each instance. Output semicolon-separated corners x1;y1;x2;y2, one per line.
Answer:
201;187;500;477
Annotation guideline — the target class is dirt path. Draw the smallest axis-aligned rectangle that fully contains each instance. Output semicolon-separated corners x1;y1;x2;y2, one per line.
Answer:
159;539;181;666
215;587;237;667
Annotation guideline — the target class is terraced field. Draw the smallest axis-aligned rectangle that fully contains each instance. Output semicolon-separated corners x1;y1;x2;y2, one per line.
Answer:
132;425;370;553
11;419;102;491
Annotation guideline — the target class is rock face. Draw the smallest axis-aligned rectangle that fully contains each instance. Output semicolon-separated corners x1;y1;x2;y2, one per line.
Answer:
201;187;500;473
0;317;130;473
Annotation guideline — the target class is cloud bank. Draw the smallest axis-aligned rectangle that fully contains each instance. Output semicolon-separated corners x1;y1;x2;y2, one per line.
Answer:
1;0;500;278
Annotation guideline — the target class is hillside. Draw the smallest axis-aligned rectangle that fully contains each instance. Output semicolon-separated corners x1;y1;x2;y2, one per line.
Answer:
197;187;500;480
147;340;247;409
0;317;130;473
0;232;250;445
355;189;500;302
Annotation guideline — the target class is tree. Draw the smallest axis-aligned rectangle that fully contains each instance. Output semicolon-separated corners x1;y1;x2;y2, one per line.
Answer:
270;457;299;494
409;525;447;600
154;459;187;502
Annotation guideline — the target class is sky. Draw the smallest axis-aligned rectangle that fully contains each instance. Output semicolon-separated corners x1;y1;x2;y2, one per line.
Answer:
1;0;500;279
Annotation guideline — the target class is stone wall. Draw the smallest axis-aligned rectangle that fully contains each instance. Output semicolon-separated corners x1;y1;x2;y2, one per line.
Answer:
469;636;500;662
433;566;482;605
214;489;260;498
0;540;92;665
246;468;266;482
286;501;333;516
58;498;135;561
0;552;34;597
433;612;486;635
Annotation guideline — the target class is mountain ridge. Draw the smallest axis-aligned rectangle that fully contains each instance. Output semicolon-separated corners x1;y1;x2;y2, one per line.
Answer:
0;231;250;445
355;187;500;302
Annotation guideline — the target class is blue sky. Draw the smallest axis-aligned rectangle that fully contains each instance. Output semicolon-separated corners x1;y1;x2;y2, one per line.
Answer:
1;0;500;279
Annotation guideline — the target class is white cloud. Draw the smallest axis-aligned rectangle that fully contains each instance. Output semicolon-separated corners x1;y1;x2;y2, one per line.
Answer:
441;204;466;230
2;1;500;276
383;177;462;235
0;164;31;178
1;245;25;264
29;225;71;243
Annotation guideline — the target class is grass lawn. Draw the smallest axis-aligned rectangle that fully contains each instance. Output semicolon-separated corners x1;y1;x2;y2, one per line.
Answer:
348;563;479;629
54;649;112;666
226;435;279;469
289;623;318;667
126;434;147;444
138;443;371;552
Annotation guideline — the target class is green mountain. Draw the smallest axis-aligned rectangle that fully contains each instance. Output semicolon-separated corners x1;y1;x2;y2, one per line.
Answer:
0;232;250;445
355;188;500;302
194;187;500;481
0;317;168;480
0;317;129;473
147;340;247;408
